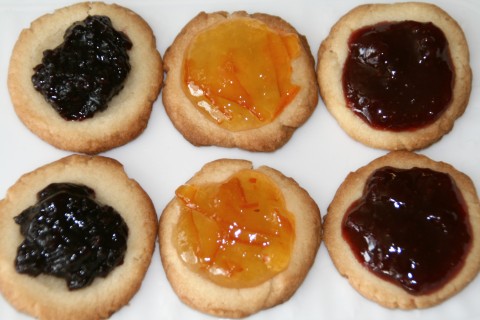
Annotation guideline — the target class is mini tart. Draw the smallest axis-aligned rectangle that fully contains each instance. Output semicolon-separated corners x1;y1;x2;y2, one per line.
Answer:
0;155;158;319
159;159;321;317
324;151;480;309
317;2;471;150
8;2;163;154
162;11;318;152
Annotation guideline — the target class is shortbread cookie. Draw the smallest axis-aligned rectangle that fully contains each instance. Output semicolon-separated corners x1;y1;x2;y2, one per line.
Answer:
159;159;321;317
163;11;318;152
8;2;163;154
324;151;480;308
317;2;471;150
0;155;158;319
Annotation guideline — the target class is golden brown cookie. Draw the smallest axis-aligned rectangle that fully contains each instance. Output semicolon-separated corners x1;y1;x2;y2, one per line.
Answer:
8;2;163;154
163;11;318;152
324;151;480;308
159;159;321;317
0;155;158;319
317;2;471;150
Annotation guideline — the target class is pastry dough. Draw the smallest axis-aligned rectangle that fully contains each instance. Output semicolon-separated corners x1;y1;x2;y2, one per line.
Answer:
317;2;471;150
324;151;480;308
0;155;158;319
8;2;163;154
159;159;321;317
163;11;318;152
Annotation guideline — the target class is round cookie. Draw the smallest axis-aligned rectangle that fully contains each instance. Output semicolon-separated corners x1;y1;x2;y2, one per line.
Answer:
8;2;163;154
0;155;158;319
162;11;318;152
317;2;471;150
324;151;480;309
159;159;321;317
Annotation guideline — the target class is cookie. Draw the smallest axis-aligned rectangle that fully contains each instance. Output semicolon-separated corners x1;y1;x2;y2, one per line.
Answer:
317;2;471;150
324;151;480;308
159;159;321;317
0;155;158;319
162;11;318;152
8;2;163;154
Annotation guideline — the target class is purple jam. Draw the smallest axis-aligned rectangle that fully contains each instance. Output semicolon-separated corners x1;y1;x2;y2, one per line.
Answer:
342;167;471;294
343;21;453;131
32;15;132;121
14;183;128;290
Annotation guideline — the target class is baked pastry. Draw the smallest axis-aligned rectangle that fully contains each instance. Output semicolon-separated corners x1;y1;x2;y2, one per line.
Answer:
317;2;471;150
324;151;480;308
162;11;318;152
8;2;163;154
159;159;321;317
0;155;158;319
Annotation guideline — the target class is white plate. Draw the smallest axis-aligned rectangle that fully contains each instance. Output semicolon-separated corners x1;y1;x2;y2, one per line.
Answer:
1;0;479;319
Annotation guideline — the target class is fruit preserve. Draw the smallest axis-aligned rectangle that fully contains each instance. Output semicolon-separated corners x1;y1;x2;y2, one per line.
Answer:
174;169;295;288
343;21;453;131
32;15;132;121
14;183;128;290
182;18;300;131
343;167;471;294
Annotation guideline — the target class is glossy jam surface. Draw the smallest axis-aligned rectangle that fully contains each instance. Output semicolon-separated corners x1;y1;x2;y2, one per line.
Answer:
183;18;300;131
343;21;453;131
343;167;471;294
32;15;132;121
14;183;129;290
174;169;295;288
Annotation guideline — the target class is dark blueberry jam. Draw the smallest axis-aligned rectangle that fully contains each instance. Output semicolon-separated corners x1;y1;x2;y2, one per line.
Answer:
32;15;132;121
342;167;471;294
343;21;453;131
14;183;128;290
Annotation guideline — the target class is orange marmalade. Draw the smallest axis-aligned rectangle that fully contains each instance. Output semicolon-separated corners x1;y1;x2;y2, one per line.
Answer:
182;18;301;131
174;169;295;288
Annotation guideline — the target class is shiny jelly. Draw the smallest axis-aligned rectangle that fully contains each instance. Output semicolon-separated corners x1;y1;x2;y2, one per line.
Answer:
343;167;471;294
183;18;300;131
32;15;132;121
14;183;129;290
343;21;453;131
174;169;295;288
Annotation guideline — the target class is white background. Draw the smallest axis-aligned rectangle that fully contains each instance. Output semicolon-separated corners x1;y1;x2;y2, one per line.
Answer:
0;0;479;319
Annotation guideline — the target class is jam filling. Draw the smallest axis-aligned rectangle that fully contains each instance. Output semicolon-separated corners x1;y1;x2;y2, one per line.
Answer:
174;169;295;288
343;21;453;131
343;167;471;294
14;183;129;290
32;15;132;121
183;18;300;131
